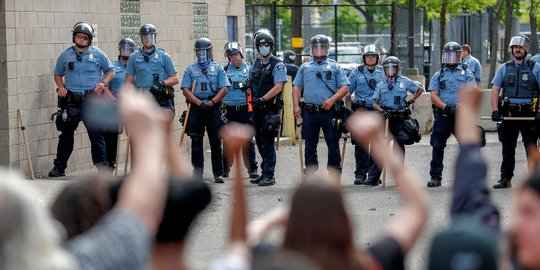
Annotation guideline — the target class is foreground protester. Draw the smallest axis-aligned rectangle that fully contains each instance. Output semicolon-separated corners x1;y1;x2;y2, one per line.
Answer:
248;111;429;270
428;86;500;270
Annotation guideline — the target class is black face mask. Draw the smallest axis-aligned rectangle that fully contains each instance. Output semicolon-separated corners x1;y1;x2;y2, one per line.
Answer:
119;55;129;60
75;43;88;49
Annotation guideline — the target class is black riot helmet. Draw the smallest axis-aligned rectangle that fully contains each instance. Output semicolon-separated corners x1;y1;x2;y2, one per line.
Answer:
362;44;380;65
224;41;243;58
72;22;94;46
118;38;135;60
442;42;462;65
282;50;296;64
382;56;400;77
310;34;330;58
254;28;275;57
139;24;157;48
194;38;213;65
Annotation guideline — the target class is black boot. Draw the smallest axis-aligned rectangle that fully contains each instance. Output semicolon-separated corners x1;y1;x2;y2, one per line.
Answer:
493;177;512;189
48;166;65;177
427;177;442;188
354;174;367;185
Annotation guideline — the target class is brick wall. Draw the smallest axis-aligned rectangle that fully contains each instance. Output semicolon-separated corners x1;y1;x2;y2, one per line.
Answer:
1;0;245;177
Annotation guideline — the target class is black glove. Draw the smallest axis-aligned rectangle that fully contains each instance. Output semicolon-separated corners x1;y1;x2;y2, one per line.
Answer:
240;78;251;92
381;110;391;119
406;99;415;106
150;80;165;94
443;105;455;116
199;100;212;110
491;111;501;122
252;98;265;107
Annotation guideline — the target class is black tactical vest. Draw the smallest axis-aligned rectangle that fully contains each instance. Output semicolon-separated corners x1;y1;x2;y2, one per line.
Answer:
502;60;539;101
251;56;282;98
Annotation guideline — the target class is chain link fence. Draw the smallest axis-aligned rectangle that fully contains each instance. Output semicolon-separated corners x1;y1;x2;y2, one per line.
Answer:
246;3;427;76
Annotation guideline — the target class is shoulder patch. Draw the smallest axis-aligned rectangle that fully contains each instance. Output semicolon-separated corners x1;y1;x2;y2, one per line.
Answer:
276;63;285;70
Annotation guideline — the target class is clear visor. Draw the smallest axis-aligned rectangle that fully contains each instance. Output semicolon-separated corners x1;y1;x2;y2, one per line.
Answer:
363;44;379;55
311;43;328;57
195;49;211;63
384;64;398;77
441;51;461;64
119;44;134;57
225;42;241;53
140;34;156;47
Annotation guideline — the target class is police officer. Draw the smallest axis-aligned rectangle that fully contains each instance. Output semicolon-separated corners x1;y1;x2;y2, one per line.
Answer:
181;38;229;183
249;29;287;186
372;57;423;184
221;41;259;179
49;22;115;177
282;50;299;81
461;44;482;83
491;35;540;189
102;37;136;171
125;24;179;114
348;44;385;185
427;42;477;188
292;34;350;177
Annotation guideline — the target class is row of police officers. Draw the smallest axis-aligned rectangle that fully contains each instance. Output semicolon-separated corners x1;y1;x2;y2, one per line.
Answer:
48;21;539;190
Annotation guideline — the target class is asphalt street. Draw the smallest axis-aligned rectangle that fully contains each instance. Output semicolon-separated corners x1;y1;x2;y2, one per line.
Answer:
29;132;526;269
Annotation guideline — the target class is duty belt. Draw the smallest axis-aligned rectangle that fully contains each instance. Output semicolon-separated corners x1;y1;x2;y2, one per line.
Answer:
224;104;249;112
386;108;411;120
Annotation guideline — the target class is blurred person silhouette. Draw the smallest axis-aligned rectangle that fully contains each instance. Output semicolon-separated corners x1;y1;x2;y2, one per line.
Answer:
247;110;429;270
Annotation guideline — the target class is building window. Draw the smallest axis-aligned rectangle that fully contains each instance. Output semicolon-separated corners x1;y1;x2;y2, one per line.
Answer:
121;0;141;47
193;3;209;39
227;16;238;42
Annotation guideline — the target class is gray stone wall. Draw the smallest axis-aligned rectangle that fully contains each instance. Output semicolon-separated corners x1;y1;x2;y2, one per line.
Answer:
1;0;245;177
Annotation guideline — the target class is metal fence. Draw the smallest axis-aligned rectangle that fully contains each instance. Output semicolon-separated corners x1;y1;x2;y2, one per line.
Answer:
245;3;428;76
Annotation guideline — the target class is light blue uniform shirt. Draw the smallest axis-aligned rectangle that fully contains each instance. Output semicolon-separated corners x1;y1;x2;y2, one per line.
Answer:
373;76;420;110
223;62;251;106
181;61;230;100
492;60;540;104
54;46;114;93
109;60;127;95
530;54;540;63
348;65;384;106
293;58;350;105
125;47;177;91
463;55;482;82
429;65;476;106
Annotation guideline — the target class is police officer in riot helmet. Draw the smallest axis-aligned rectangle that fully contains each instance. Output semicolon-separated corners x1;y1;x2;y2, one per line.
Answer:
292;34;350;178
49;22;115;177
249;28;288;186
427;41;476;188
348;44;385;185
491;35;540;189
221;41;259;180
372;56;423;183
282;50;299;81
125;24;179;115
100;37;136;171
181;37;229;183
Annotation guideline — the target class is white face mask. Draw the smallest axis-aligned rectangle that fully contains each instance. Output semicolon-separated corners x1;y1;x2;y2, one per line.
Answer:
259;46;271;57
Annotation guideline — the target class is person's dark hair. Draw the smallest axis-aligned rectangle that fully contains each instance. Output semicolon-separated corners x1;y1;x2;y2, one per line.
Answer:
50;176;112;239
52;175;212;243
521;166;540;194
282;180;371;270
461;44;471;53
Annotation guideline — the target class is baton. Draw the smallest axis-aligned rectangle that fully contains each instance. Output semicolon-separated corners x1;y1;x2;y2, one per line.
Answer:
382;118;389;188
17;109;35;180
480;116;534;121
339;134;348;184
297;118;304;182
179;80;197;146
276;108;284;150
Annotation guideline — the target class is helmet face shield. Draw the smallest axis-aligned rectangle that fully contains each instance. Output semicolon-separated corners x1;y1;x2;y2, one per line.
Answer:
195;49;212;64
384;64;398;77
311;43;328;57
224;42;242;58
119;44;135;57
140;34;156;47
441;51;461;64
